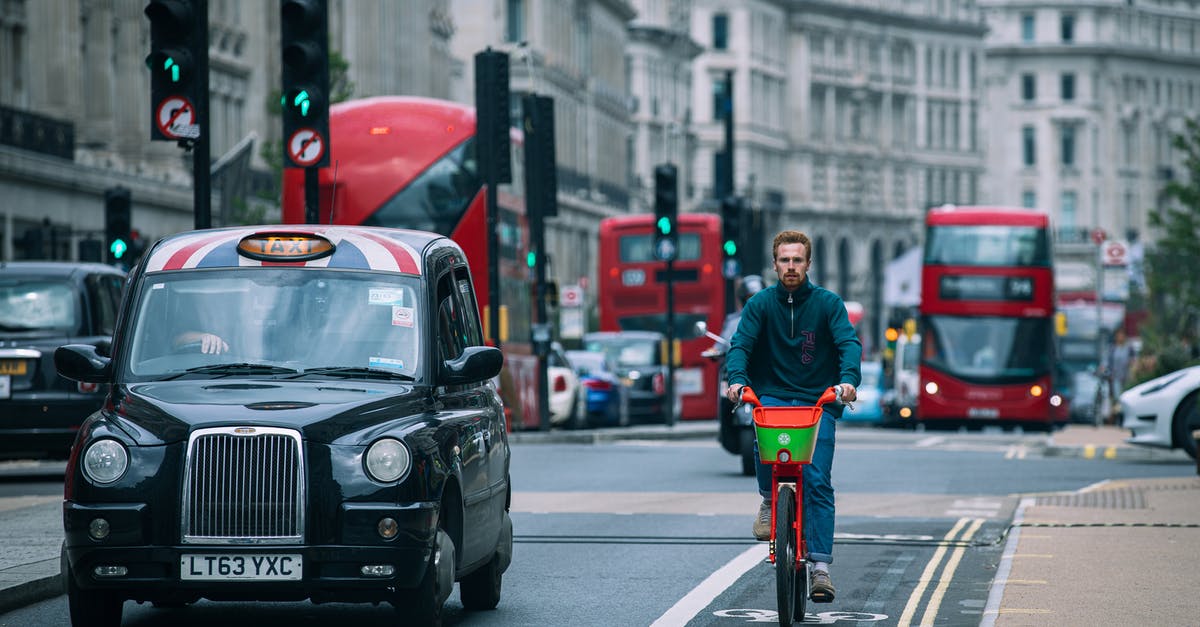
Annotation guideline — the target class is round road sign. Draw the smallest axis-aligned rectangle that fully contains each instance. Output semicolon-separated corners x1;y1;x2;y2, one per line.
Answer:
287;128;326;167
1103;240;1127;266
155;96;199;139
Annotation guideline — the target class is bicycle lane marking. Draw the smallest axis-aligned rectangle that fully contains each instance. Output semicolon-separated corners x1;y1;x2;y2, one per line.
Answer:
649;542;768;627
895;517;973;627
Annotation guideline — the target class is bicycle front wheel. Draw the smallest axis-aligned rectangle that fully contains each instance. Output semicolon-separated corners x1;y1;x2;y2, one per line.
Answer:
774;484;796;627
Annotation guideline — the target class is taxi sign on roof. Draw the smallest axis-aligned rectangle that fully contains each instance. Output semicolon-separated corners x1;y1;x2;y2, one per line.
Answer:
237;233;334;262
143;226;424;275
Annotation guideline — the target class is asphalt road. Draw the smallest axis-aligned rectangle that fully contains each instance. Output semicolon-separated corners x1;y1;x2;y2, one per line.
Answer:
0;426;1193;626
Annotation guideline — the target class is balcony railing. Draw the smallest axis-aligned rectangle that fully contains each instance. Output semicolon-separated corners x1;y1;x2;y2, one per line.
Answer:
0;104;74;160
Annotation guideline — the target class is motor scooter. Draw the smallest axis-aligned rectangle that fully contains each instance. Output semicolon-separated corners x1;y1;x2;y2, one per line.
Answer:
697;321;757;476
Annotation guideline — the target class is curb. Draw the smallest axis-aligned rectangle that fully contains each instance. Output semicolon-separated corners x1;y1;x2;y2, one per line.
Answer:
509;425;718;445
0;573;60;615
1042;442;1191;462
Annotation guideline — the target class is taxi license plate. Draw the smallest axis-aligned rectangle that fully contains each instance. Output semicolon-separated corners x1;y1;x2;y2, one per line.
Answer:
180;554;302;581
0;375;8;400
0;360;26;376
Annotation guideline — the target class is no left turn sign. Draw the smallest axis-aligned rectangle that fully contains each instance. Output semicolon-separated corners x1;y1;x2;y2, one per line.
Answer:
287;128;326;167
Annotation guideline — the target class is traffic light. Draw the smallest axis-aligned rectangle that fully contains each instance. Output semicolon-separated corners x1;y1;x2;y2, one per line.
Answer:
104;187;132;263
145;0;204;141
721;196;742;259
281;0;330;168
475;50;512;185
654;163;678;237
522;94;558;219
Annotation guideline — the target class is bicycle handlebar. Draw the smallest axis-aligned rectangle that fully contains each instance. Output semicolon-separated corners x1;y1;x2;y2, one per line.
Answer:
738;385;852;411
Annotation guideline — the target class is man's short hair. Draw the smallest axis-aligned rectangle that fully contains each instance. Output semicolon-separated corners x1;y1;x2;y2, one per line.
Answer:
772;230;812;262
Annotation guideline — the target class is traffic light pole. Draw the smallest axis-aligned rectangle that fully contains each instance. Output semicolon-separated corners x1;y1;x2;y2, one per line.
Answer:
193;0;210;229
305;168;319;223
665;258;676;427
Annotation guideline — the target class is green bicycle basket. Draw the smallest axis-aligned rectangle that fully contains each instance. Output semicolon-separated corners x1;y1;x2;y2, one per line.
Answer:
753;405;822;465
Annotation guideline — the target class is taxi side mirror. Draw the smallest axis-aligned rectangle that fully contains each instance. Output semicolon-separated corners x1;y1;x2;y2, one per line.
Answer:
55;344;113;383
442;346;504;385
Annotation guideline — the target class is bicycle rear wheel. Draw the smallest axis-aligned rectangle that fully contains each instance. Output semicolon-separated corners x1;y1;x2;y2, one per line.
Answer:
774;484;796;627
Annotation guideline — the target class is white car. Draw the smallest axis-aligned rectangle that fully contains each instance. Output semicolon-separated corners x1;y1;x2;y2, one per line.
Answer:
547;343;581;428
1118;364;1200;459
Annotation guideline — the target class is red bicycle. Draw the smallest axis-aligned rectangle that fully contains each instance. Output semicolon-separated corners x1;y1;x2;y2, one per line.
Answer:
740;385;844;627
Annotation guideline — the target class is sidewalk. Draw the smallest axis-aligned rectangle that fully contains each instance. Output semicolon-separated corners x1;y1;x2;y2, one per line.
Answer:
985;475;1200;626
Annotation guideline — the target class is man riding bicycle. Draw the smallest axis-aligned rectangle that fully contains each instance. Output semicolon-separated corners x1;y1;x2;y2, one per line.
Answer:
724;229;861;603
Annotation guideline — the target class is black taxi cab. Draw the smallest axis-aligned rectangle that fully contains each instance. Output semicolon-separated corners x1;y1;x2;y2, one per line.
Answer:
55;226;512;626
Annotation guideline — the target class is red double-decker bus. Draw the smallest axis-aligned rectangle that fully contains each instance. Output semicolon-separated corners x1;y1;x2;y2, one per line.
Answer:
917;205;1060;429
597;213;725;421
281;96;544;429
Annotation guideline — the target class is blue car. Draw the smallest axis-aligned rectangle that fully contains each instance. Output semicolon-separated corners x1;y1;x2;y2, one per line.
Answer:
565;349;629;427
843;360;885;423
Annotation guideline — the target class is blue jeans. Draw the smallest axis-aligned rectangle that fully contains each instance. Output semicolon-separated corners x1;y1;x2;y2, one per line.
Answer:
754;394;836;565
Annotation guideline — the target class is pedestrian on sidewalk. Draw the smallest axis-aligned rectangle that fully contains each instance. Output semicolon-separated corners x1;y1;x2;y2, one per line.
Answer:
1102;327;1134;424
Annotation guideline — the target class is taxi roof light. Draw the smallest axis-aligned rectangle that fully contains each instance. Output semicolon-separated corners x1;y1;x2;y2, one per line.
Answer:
237;233;335;262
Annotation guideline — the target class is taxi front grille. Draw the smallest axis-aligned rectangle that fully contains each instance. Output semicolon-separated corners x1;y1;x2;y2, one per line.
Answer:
181;427;305;544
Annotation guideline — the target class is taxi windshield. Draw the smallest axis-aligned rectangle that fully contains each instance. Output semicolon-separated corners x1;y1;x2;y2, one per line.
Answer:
123;269;421;380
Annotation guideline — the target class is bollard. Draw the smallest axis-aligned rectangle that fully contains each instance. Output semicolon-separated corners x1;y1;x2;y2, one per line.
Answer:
1194;430;1200;476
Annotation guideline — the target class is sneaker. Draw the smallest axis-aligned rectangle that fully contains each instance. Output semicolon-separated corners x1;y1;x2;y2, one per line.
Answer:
810;570;835;603
752;499;771;541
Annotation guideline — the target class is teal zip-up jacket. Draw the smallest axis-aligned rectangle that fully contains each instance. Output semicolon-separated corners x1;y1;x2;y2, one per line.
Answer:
725;278;862;418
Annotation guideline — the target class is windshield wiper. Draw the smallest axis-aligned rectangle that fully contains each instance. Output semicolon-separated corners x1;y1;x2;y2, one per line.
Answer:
159;363;300;381
291;366;416;382
0;322;40;331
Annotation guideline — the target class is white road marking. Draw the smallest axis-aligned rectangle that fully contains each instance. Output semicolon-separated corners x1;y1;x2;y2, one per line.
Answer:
897;518;970;627
981;497;1035;626
650;543;768;627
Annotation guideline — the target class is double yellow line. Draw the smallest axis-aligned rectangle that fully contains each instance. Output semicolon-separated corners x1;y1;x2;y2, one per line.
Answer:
896;517;985;627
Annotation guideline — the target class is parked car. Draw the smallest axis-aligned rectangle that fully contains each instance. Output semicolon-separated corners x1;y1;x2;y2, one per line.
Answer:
546;342;581;428
582;331;668;424
842;360;884;423
55;226;513;626
0;261;125;460
1118;364;1200;460
565;349;629;427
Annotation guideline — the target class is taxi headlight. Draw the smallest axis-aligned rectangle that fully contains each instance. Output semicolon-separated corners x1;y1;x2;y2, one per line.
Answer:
365;438;411;483
82;439;129;485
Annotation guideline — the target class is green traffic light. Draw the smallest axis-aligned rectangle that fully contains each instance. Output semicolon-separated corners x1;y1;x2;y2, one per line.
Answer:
526;250;536;268
292;90;311;116
110;238;128;259
161;57;181;82
656;216;672;235
723;240;737;256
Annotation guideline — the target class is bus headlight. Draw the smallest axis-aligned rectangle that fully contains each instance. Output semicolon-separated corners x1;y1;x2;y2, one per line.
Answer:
365;438;411;483
82;439;129;485
924;382;939;395
1050;394;1063;407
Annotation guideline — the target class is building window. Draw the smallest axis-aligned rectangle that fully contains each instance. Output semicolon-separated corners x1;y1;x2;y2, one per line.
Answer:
1021;13;1035;43
712;74;730;121
1022;190;1036;208
1021;74;1036;101
1061;125;1076;166
505;0;524;43
1061;73;1075;101
1023;126;1036;166
1061;191;1077;232
713;13;729;50
1060;13;1075;43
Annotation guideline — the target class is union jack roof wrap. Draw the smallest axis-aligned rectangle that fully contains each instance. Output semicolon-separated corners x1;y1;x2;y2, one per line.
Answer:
143;226;425;275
